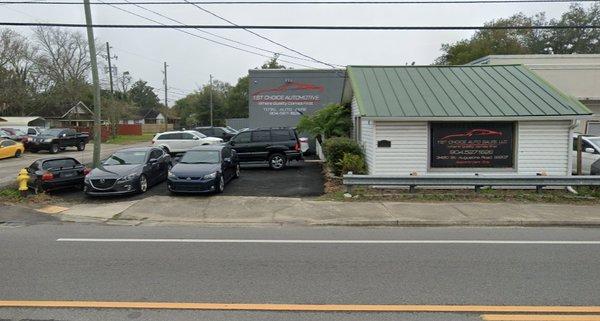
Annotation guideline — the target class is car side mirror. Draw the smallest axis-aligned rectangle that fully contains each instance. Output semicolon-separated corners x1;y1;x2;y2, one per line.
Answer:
193;136;200;140
229;141;235;146
148;158;158;164
585;147;595;154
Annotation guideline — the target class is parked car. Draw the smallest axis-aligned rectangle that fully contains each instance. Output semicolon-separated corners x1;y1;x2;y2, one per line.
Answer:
1;128;31;143
84;147;171;196
227;127;302;170
194;126;237;142
27;128;89;154
0;139;24;159
167;145;239;194
571;134;600;175
11;126;43;137
26;157;90;193
0;129;11;139
152;130;223;154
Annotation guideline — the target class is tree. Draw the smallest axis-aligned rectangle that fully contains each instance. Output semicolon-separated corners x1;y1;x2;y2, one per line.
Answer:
174;80;230;127
261;54;287;69
296;103;352;141
224;76;249;119
434;3;599;65
128;80;160;112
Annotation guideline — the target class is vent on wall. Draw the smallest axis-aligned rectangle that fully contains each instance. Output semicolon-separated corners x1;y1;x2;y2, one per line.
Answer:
377;140;391;148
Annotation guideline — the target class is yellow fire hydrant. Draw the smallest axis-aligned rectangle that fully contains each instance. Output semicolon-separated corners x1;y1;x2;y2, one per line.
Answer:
17;168;29;197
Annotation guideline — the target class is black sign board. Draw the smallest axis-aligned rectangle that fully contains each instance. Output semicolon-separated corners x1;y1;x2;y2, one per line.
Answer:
430;122;514;168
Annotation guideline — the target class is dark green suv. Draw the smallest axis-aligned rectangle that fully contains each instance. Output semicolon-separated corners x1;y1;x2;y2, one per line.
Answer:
227;127;302;170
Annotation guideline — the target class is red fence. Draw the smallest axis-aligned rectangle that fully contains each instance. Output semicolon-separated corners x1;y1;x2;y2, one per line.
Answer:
117;124;142;136
71;126;111;142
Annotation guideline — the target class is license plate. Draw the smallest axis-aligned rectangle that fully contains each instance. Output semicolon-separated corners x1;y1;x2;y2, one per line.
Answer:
63;172;75;178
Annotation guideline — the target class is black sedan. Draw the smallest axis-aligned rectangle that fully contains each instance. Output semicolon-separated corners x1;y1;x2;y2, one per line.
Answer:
84;147;171;196
167;145;240;194
27;157;90;193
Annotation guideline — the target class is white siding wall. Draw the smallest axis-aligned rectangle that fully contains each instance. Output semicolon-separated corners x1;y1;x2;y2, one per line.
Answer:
517;120;571;175
361;119;375;173
368;120;571;176
373;121;428;175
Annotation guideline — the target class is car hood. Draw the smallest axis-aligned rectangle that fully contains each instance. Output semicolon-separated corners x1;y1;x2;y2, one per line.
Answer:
88;164;143;178
171;163;220;178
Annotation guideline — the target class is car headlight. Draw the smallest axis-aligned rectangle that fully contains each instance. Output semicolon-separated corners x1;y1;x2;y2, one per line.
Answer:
203;172;217;180
44;139;53;143
118;173;139;181
168;171;176;179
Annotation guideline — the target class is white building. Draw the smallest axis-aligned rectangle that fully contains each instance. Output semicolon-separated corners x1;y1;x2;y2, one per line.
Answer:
470;54;600;134
344;65;591;176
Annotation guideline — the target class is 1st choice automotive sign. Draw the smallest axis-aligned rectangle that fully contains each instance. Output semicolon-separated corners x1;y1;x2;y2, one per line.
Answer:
430;122;515;168
251;82;323;115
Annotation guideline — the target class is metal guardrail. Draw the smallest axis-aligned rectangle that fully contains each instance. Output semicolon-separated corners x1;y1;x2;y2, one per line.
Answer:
343;174;600;193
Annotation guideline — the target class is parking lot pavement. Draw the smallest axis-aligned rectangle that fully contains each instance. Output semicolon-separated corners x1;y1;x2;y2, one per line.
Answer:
46;160;325;204
0;142;150;188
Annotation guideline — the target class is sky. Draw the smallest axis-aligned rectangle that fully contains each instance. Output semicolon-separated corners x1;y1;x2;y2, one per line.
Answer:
0;0;581;105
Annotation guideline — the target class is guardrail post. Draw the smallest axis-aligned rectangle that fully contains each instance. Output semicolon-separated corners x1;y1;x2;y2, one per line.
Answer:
409;185;416;193
345;184;354;195
536;185;544;194
474;185;481;193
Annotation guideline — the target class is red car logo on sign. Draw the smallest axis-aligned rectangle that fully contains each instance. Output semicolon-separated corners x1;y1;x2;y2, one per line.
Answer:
252;82;324;96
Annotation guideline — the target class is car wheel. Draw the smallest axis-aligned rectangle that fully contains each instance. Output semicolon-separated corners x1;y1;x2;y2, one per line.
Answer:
138;174;148;193
77;141;85;151
49;144;59;154
216;175;225;193
234;164;240;178
14;150;22;158
268;153;286;170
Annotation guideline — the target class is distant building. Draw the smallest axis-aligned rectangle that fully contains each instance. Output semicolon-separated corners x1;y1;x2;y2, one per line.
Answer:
0;116;46;128
469;54;600;134
36;101;105;128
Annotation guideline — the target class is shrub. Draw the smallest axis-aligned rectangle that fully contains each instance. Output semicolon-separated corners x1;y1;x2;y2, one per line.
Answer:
336;153;367;175
296;103;352;140
322;137;364;175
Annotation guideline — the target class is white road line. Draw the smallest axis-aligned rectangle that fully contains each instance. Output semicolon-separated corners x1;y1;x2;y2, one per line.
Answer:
56;238;600;244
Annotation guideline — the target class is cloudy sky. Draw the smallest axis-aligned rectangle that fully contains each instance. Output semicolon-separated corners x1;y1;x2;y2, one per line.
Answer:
0;0;579;105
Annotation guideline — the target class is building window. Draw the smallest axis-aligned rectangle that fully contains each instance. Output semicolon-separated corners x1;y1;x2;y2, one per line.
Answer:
429;122;515;169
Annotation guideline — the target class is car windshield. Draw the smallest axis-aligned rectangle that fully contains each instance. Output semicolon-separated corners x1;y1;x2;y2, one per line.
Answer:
189;131;207;138
11;129;26;136
587;138;600;148
223;127;237;134
103;151;147;165
179;150;220;164
41;128;63;136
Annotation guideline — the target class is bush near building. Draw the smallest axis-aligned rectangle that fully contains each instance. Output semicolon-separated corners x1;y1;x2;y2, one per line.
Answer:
322;137;366;176
336;153;367;175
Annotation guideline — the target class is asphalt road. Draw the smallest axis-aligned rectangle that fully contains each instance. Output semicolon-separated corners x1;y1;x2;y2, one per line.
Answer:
50;160;324;203
0;142;148;188
1;225;599;320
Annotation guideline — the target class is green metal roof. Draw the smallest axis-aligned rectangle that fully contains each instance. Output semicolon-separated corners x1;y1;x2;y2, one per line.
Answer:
347;65;591;118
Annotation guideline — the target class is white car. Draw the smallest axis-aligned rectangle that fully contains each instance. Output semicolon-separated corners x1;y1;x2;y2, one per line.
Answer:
152;130;223;154
571;134;600;175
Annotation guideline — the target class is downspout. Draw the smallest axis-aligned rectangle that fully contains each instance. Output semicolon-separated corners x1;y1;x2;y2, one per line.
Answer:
566;119;579;194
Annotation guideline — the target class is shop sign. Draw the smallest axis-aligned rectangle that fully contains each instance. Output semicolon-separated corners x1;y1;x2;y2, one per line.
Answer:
430;122;514;168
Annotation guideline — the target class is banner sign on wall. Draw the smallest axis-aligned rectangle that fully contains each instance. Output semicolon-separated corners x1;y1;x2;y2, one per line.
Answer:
430;122;515;168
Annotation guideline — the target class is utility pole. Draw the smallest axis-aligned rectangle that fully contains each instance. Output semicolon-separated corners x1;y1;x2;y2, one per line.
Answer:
163;62;168;132
83;0;102;168
209;74;213;127
105;42;114;95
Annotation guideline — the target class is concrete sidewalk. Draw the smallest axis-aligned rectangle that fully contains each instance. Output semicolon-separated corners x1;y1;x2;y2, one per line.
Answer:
36;195;600;226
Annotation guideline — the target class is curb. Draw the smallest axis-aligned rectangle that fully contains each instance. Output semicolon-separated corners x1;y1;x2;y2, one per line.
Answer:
315;220;600;228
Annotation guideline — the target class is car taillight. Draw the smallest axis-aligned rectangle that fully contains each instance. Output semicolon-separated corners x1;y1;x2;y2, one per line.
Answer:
42;172;54;181
83;167;91;175
294;142;300;151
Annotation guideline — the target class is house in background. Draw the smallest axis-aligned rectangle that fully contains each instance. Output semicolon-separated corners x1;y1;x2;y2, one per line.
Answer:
36;101;106;128
120;109;180;126
0;116;47;128
469;54;600;134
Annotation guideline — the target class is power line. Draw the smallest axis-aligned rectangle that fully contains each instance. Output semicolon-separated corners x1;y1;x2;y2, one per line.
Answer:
2;22;599;29
1;0;596;4
181;0;342;68
118;0;316;63
95;0;320;68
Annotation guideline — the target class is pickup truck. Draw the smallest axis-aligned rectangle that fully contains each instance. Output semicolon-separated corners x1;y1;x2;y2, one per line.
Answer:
26;128;90;154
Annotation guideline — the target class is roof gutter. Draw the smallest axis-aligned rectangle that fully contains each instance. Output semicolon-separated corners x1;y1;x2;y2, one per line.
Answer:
362;115;592;122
